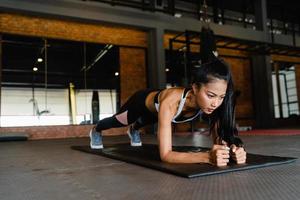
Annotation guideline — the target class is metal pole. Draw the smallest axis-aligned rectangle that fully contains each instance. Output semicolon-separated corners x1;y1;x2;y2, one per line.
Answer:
282;73;290;116
69;82;77;124
0;34;2;126
292;22;296;46
44;39;48;110
275;63;283;118
242;0;247;28
270;18;274;43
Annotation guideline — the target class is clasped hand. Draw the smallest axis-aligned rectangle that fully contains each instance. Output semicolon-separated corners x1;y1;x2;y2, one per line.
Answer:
210;144;247;167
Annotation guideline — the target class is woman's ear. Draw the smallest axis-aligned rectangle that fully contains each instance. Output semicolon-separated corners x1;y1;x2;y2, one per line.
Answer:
192;83;199;94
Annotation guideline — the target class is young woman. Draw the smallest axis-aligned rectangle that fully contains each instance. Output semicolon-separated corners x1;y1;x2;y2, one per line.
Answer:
89;58;247;167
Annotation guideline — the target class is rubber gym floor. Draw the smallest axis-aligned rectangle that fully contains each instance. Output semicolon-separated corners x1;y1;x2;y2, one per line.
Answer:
1;133;299;200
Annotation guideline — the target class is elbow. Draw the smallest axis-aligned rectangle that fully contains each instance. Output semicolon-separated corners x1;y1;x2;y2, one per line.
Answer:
160;155;169;163
160;151;174;163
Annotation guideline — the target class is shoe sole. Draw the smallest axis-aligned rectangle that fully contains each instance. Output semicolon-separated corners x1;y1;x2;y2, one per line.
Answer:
89;130;103;149
127;129;142;147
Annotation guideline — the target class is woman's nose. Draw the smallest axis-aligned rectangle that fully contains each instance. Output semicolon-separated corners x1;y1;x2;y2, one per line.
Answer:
211;100;217;107
211;98;221;107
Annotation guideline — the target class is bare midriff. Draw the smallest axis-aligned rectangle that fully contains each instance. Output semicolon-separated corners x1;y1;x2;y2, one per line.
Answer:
145;91;159;113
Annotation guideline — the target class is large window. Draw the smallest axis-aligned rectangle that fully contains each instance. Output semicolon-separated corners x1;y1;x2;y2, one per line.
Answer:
1;87;69;126
272;63;299;118
0;88;117;127
1;34;120;127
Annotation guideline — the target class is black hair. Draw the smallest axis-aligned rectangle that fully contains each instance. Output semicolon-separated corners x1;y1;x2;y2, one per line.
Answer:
192;57;243;146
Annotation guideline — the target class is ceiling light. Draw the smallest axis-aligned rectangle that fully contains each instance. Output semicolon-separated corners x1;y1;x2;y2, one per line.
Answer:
37;58;43;63
165;68;170;72
33;67;38;71
174;13;182;18
114;72;119;76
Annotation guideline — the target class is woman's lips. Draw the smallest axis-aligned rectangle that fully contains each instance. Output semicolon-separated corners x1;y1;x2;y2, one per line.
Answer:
207;108;214;112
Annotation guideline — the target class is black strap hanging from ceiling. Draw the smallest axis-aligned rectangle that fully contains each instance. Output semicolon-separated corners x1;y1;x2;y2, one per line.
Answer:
200;27;217;63
200;0;217;64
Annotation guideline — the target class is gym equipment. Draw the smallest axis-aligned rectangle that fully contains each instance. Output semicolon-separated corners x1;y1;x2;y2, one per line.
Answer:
168;0;217;86
29;39;50;117
0;132;28;142
72;144;297;178
91;91;100;124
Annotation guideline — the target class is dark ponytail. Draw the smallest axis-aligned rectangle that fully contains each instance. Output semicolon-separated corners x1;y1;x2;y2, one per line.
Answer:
192;58;242;146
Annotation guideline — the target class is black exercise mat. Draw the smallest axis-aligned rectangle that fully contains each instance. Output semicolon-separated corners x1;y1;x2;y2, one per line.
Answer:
71;144;297;178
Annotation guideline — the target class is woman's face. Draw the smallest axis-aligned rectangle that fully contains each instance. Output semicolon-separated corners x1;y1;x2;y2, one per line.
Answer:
193;79;227;114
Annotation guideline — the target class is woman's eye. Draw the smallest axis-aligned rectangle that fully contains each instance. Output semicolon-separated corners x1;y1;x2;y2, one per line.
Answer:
207;94;214;98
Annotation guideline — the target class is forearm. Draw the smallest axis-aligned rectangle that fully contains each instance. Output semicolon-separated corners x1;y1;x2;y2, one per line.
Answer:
161;151;210;164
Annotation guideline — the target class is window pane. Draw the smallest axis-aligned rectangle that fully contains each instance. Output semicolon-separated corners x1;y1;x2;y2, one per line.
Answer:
272;63;299;118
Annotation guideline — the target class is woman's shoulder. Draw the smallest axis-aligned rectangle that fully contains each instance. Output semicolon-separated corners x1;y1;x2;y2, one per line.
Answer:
164;86;185;92
160;87;186;101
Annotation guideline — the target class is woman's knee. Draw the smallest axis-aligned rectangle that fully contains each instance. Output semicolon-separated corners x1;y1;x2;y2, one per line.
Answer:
95;116;126;132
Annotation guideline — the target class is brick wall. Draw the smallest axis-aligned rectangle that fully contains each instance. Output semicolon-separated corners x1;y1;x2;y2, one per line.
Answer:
0;125;130;140
0;13;147;47
271;54;300;63
222;57;254;119
119;47;147;105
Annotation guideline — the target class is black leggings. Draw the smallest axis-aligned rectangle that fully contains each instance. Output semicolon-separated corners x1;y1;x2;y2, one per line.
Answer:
95;89;158;132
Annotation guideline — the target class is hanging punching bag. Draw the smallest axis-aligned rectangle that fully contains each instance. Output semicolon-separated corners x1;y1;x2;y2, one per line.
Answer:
200;27;217;64
91;91;100;124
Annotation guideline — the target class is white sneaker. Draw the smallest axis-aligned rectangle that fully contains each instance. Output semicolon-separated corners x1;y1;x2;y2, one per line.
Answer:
127;127;142;146
89;128;103;149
